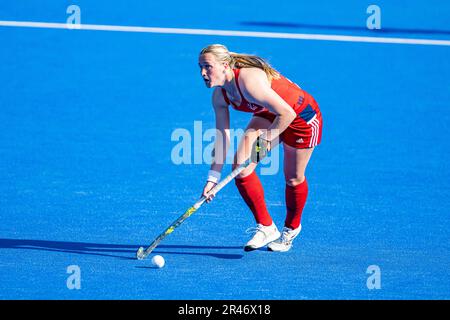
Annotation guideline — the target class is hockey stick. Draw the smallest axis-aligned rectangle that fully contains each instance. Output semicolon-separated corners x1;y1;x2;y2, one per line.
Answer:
136;158;254;260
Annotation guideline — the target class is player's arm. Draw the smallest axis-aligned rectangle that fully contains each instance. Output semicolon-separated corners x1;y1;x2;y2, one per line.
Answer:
239;69;297;143
210;87;230;174
202;88;230;202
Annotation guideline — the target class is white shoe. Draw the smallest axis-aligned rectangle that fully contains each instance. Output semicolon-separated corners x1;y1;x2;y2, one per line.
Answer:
267;225;302;252
244;222;281;251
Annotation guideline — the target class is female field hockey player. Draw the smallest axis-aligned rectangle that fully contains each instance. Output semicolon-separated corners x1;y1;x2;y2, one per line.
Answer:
199;44;322;252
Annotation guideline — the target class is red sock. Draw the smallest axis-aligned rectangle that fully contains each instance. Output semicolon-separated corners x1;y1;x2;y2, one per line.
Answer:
285;178;308;229
235;171;272;226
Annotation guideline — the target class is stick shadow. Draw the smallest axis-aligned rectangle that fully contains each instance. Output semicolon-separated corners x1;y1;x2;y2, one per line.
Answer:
0;238;244;260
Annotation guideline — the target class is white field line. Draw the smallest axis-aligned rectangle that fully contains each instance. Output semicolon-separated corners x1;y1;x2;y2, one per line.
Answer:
1;20;450;46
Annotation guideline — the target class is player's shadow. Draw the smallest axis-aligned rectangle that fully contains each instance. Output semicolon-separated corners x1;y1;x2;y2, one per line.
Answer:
0;238;244;260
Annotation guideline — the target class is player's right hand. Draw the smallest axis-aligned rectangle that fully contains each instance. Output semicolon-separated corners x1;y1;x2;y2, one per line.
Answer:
250;135;271;163
202;181;217;203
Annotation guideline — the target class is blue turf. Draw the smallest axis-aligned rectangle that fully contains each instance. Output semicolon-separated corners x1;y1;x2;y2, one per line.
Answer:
0;0;449;299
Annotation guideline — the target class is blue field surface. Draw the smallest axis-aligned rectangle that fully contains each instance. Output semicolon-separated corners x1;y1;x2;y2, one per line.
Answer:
0;1;449;300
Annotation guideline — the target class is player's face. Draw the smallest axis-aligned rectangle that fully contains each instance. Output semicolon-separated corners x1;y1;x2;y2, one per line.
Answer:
198;53;227;88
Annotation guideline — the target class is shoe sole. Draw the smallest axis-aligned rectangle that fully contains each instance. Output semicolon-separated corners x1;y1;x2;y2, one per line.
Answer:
267;245;291;252
244;231;281;252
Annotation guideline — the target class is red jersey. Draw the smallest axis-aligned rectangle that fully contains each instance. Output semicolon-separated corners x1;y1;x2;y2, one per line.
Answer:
221;68;323;149
221;68;308;114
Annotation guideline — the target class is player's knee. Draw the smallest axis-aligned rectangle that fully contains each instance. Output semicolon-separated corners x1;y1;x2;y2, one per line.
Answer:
237;168;253;179
286;176;305;187
233;163;255;179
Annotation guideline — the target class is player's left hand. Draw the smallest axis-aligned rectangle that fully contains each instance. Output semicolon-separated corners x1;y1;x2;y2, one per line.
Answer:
201;181;217;203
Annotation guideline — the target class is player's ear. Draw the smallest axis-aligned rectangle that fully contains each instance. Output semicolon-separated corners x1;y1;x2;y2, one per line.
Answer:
223;62;229;74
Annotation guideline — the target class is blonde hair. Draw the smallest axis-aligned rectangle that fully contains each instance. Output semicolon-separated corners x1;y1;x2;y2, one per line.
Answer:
200;44;280;81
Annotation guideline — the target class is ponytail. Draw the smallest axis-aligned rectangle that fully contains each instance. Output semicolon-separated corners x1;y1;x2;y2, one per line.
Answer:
200;44;280;81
